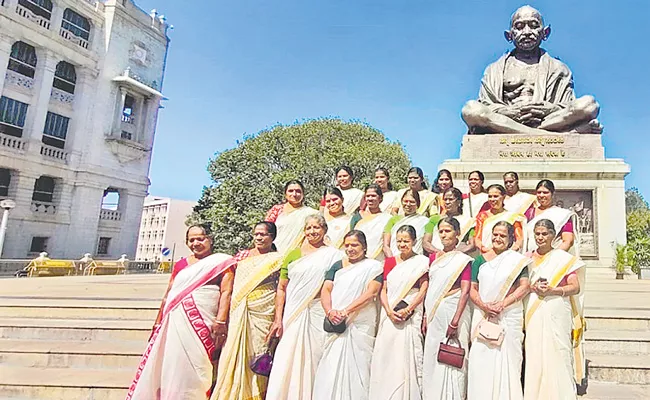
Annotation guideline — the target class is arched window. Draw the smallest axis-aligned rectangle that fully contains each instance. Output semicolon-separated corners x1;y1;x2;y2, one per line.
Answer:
18;0;52;20
8;41;37;78
62;9;91;40
53;61;76;94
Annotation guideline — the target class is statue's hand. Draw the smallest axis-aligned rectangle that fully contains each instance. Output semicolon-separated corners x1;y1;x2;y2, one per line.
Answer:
495;106;524;120
520;102;561;118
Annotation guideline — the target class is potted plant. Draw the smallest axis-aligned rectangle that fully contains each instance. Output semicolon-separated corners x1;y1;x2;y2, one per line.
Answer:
631;238;650;279
614;244;635;279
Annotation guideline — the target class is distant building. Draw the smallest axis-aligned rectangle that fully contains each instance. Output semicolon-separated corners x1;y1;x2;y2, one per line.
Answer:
0;0;170;258
135;196;196;262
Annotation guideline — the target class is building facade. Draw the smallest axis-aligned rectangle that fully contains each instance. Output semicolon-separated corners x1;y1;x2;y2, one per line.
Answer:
135;196;195;262
0;0;170;258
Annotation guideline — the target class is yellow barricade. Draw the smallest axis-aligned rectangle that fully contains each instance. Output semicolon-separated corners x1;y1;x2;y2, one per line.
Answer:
83;260;127;276
26;259;78;277
156;261;172;274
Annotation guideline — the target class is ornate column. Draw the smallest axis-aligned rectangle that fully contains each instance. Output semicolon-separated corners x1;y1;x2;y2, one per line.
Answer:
0;35;13;97
67;67;95;163
25;50;57;152
111;87;127;137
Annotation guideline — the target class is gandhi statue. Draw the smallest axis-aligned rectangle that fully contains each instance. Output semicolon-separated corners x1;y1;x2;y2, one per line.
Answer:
462;6;602;135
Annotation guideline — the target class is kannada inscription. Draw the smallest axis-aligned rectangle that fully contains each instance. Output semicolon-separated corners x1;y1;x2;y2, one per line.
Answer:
459;133;605;161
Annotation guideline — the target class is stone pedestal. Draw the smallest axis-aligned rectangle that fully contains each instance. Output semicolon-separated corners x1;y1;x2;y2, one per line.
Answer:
439;133;630;267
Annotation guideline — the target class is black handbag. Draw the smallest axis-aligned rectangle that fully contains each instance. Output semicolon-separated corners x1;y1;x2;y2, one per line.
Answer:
323;315;347;333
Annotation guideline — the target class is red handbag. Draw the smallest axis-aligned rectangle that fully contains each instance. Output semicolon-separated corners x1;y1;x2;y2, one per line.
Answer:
437;338;465;369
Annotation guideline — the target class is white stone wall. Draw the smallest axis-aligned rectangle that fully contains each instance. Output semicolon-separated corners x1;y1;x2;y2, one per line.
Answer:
0;0;170;259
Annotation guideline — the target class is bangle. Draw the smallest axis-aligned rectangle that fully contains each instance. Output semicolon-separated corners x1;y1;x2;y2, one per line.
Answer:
214;320;227;325
449;322;458;329
342;309;349;317
326;309;334;317
560;287;565;297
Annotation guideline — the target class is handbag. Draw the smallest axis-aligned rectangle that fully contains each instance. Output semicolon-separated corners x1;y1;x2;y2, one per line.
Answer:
437;338;465;369
249;337;279;376
393;300;413;321
324;315;347;333
477;318;504;347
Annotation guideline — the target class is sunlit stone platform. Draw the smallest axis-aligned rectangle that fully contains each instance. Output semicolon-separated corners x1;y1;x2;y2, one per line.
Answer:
0;270;648;399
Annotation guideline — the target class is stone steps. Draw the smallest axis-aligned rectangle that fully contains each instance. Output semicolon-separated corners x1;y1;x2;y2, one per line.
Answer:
0;366;130;400
0;317;151;342
0;275;164;399
0;305;158;320
588;354;650;385
0;339;142;369
582;381;650;399
585;329;650;355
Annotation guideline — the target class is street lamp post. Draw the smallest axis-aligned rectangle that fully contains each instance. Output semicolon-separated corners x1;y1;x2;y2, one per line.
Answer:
0;199;16;258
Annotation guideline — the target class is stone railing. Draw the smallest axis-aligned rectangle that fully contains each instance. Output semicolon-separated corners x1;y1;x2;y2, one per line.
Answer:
5;69;34;92
15;3;51;30
59;27;89;49
50;87;74;106
0;132;26;151
99;209;122;221
40;144;68;162
31;201;57;214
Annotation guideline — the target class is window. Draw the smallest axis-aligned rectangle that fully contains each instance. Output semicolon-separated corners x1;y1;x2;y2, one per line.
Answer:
53;61;76;94
62;9;90;40
43;112;70;149
120;131;132;140
97;237;111;255
8;41;37;78
0;96;28;138
18;0;52;20
30;236;48;253
101;188;120;210
122;94;135;123
32;176;55;203
0;169;10;198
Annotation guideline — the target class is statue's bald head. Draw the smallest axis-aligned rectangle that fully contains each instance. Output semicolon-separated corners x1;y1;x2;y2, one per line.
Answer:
505;5;550;52
510;5;544;28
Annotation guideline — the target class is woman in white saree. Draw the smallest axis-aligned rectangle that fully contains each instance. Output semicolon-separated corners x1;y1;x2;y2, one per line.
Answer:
463;171;489;218
383;189;430;258
265;180;318;253
127;225;236;400
467;221;532;400
375;167;398;212
524;179;578;255
313;230;384;400
524;219;585;400
475;184;526;255
370;225;429;400
266;215;343;399
392;167;437;217
213;222;284;400
503;172;537;215
351;184;393;261
324;186;352;249
422;217;474;400
423;188;476;256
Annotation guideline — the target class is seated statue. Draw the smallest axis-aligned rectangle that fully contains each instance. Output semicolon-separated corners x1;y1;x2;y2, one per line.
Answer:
462;6;602;135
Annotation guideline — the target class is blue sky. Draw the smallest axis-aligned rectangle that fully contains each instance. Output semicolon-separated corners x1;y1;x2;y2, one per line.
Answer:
136;0;649;202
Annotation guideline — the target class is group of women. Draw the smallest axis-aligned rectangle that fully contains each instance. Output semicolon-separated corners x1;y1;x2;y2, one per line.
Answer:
126;166;586;400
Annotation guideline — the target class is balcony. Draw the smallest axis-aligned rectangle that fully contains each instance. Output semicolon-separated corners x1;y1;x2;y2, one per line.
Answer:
99;209;122;221
4;70;34;93
0;132;26;152
31;201;56;214
50;87;74;106
59;27;89;50
40;144;68;163
15;3;50;30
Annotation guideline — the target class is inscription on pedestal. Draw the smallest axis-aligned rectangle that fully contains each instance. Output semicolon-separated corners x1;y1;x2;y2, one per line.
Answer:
459;134;605;161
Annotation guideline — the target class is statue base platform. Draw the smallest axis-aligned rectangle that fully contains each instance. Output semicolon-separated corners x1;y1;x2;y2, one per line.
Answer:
440;133;630;267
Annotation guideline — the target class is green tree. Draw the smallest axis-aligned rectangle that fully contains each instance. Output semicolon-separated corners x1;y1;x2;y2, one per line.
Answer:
193;118;412;253
626;187;648;214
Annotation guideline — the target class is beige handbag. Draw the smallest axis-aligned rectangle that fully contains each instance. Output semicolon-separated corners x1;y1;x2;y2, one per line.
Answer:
477;318;504;347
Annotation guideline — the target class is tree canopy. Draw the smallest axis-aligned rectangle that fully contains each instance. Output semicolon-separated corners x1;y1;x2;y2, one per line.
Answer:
191;118;412;253
626;187;648;214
